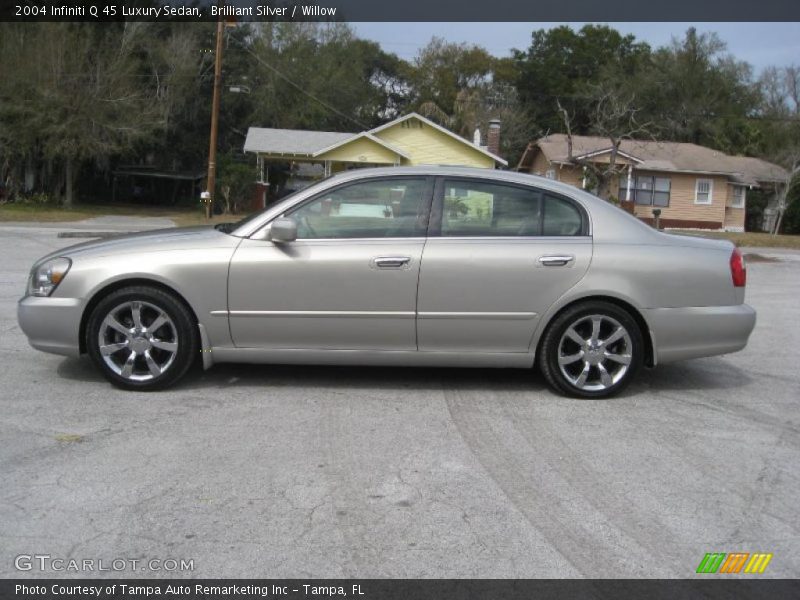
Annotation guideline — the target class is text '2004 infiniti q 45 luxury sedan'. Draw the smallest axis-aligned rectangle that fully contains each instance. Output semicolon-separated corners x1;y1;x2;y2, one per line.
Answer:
18;167;756;398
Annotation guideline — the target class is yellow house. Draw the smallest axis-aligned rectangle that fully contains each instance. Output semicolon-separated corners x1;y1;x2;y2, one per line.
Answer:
244;113;506;207
517;134;787;231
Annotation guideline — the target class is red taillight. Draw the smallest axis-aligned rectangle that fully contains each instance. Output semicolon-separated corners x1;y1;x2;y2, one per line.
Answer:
730;247;746;287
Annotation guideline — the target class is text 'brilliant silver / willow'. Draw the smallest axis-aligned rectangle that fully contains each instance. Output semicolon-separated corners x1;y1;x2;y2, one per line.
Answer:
98;300;178;381
557;314;633;392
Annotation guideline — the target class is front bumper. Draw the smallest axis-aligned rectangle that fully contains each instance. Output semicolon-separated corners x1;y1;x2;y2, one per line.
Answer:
17;295;83;357
643;303;756;364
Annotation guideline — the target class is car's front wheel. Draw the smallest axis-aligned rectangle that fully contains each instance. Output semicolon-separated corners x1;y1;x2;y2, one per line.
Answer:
86;285;198;391
539;301;643;398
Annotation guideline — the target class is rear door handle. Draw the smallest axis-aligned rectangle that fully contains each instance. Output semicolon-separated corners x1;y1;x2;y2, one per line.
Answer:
372;256;412;269
538;255;575;267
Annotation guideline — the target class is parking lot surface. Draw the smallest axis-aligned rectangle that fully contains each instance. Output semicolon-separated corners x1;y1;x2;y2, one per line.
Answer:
1;222;798;578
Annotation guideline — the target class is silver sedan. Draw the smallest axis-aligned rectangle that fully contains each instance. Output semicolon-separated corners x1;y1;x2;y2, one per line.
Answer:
17;166;756;398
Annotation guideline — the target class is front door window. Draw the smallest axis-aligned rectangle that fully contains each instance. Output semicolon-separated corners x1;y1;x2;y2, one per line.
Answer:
287;177;430;239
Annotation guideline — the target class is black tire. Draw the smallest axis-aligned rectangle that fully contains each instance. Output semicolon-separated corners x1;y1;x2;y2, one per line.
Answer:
86;285;198;391
538;300;644;399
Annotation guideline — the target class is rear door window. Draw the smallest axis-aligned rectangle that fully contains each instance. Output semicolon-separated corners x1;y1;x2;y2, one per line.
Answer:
438;179;586;237
440;179;542;237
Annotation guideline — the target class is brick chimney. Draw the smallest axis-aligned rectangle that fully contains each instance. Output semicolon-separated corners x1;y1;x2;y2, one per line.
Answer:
487;119;501;159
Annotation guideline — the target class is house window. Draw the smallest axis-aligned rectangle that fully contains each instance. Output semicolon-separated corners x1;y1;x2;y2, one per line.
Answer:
695;179;713;204
731;186;746;208
545;169;556;180
620;176;671;206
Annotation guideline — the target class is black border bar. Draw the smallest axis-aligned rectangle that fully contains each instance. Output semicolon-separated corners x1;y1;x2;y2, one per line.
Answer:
2;579;800;600
2;0;800;22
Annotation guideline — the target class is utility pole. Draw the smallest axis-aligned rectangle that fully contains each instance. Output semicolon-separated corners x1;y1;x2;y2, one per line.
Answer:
205;13;225;219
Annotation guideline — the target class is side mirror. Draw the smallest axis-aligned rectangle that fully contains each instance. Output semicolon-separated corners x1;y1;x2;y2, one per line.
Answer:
269;217;298;243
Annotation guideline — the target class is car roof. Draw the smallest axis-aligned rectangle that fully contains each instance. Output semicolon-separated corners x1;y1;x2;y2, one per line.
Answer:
322;165;602;196
328;165;544;183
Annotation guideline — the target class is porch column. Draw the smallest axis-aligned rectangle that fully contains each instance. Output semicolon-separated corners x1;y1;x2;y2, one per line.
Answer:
625;165;633;202
581;166;587;189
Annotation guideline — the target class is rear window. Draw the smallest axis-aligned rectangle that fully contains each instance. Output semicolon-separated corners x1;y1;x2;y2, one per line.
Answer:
542;194;585;236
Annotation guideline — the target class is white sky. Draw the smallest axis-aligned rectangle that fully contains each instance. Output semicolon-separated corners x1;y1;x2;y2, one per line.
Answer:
353;22;800;73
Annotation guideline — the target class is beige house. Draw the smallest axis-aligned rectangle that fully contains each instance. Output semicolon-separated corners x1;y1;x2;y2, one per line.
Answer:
517;134;787;231
244;113;506;208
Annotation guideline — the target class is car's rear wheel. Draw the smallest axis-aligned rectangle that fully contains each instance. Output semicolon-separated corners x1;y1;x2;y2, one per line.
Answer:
539;301;643;398
86;286;198;391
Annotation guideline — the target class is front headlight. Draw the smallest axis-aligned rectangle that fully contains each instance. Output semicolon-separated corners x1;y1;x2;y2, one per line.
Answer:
27;257;71;297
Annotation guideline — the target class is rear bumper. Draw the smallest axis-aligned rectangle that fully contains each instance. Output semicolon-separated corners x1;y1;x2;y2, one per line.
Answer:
17;295;83;357
643;304;756;364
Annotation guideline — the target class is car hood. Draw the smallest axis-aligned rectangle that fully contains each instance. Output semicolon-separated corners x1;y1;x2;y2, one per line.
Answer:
35;226;240;265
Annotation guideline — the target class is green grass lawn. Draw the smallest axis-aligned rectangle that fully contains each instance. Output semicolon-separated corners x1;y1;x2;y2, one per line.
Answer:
0;202;250;227
673;230;800;250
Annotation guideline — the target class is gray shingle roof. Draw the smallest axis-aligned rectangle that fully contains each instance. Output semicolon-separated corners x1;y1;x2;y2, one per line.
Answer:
243;112;507;166
724;156;788;184
243;128;354;156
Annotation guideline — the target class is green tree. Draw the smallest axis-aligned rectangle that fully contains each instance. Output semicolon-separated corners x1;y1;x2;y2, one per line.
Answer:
402;38;531;163
139;21;218;171
217;152;255;215
408;37;495;123
512;25;651;135
636;28;760;153
0;23;165;206
246;23;405;132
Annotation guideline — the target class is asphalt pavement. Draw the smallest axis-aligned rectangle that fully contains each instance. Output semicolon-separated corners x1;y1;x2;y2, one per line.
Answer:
1;220;798;578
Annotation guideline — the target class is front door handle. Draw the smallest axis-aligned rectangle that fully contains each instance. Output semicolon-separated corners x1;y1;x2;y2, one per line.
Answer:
372;256;412;269
538;255;575;267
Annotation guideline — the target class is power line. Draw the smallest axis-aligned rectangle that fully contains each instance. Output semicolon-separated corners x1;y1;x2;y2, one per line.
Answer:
242;46;370;130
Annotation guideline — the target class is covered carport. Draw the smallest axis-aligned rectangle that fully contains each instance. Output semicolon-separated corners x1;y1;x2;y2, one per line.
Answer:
111;167;205;205
243;128;409;209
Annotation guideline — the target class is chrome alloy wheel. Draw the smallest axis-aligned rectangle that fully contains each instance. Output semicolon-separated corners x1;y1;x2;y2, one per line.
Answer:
97;300;178;382
557;314;633;392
